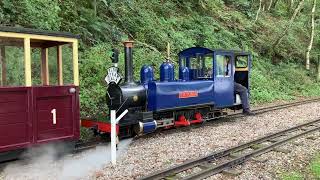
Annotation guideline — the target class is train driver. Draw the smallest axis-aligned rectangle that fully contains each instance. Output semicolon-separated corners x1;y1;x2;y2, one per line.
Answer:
222;57;254;116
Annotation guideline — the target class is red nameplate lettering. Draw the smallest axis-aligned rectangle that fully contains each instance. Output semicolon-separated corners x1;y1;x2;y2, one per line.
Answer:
179;91;199;99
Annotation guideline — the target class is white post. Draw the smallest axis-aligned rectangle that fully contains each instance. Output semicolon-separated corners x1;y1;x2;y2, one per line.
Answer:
110;109;128;165
110;110;117;165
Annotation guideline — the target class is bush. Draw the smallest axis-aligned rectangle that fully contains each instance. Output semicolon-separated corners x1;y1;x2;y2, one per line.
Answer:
79;43;112;118
250;57;320;104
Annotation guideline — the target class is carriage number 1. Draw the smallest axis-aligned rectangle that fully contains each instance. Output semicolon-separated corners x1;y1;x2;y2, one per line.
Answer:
51;109;57;125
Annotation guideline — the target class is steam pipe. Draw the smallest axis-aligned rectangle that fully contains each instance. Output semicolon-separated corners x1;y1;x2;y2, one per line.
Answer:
123;41;134;84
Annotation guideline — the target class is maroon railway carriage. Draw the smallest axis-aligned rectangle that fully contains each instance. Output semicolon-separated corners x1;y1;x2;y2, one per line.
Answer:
0;27;80;161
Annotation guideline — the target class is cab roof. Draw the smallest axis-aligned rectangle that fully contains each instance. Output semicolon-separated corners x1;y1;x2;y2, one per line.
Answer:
178;47;251;58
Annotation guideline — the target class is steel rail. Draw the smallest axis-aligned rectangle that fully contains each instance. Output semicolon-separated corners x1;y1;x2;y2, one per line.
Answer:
133;98;320;141
140;118;320;180
77;98;320;154
195;98;320;123
227;98;320;119
73;140;105;153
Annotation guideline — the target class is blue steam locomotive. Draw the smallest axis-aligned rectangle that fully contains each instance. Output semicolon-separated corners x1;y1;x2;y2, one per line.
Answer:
105;41;251;137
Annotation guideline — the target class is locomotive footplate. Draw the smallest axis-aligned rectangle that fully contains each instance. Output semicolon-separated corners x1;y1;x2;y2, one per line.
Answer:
81;119;120;135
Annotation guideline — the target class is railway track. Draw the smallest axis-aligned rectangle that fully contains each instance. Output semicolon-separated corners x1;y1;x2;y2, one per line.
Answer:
74;139;105;153
223;97;320;120
1;98;319;168
137;98;320;137
140;118;320;180
73;99;320;156
67;99;320;157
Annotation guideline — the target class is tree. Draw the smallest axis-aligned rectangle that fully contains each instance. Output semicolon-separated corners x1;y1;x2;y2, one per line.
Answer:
254;0;263;22
271;0;305;63
267;0;273;11
287;0;294;11
306;0;316;70
271;0;279;9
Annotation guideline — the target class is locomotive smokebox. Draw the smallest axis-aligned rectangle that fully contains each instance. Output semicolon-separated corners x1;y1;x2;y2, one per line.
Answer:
106;40;146;112
123;41;134;84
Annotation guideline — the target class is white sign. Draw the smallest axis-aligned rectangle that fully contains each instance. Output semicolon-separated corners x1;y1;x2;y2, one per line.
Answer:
110;109;128;165
105;67;121;85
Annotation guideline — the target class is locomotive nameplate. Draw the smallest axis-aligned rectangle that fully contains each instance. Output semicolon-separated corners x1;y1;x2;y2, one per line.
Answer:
179;91;199;99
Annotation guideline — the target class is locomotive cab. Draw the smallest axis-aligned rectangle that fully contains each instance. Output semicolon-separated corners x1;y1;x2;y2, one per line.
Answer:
234;52;251;106
234;53;251;89
178;47;251;108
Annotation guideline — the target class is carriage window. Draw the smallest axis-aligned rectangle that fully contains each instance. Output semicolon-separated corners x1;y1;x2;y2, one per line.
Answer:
0;32;78;87
31;48;42;85
61;44;74;85
235;55;248;68
0;37;25;86
30;42;74;86
216;55;231;77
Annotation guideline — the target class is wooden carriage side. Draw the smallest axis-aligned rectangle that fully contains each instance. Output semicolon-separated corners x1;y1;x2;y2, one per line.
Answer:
0;27;80;153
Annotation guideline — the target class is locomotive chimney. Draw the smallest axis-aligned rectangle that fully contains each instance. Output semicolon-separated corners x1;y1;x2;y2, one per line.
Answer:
123;41;134;84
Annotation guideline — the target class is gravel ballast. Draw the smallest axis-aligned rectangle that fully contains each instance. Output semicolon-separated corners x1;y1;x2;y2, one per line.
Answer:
95;101;320;180
0;100;319;180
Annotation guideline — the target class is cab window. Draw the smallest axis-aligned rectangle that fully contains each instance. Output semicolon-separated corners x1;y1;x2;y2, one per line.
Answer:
235;55;248;68
180;57;187;67
203;55;213;78
190;54;213;78
190;56;201;69
216;55;231;77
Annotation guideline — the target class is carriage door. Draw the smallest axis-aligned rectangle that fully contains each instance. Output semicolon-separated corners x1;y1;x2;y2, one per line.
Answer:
34;86;77;142
214;52;234;108
33;44;79;143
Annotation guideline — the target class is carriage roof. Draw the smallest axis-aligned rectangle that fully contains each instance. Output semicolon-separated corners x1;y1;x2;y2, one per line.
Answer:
0;26;80;48
0;26;80;39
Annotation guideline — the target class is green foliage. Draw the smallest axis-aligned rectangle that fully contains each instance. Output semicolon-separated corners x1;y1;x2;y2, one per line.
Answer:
3;47;25;86
279;154;320;179
310;155;320;178
0;0;61;30
251;57;320;104
79;43;112;118
0;0;320;118
21;0;61;30
280;172;304;180
80;127;93;141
